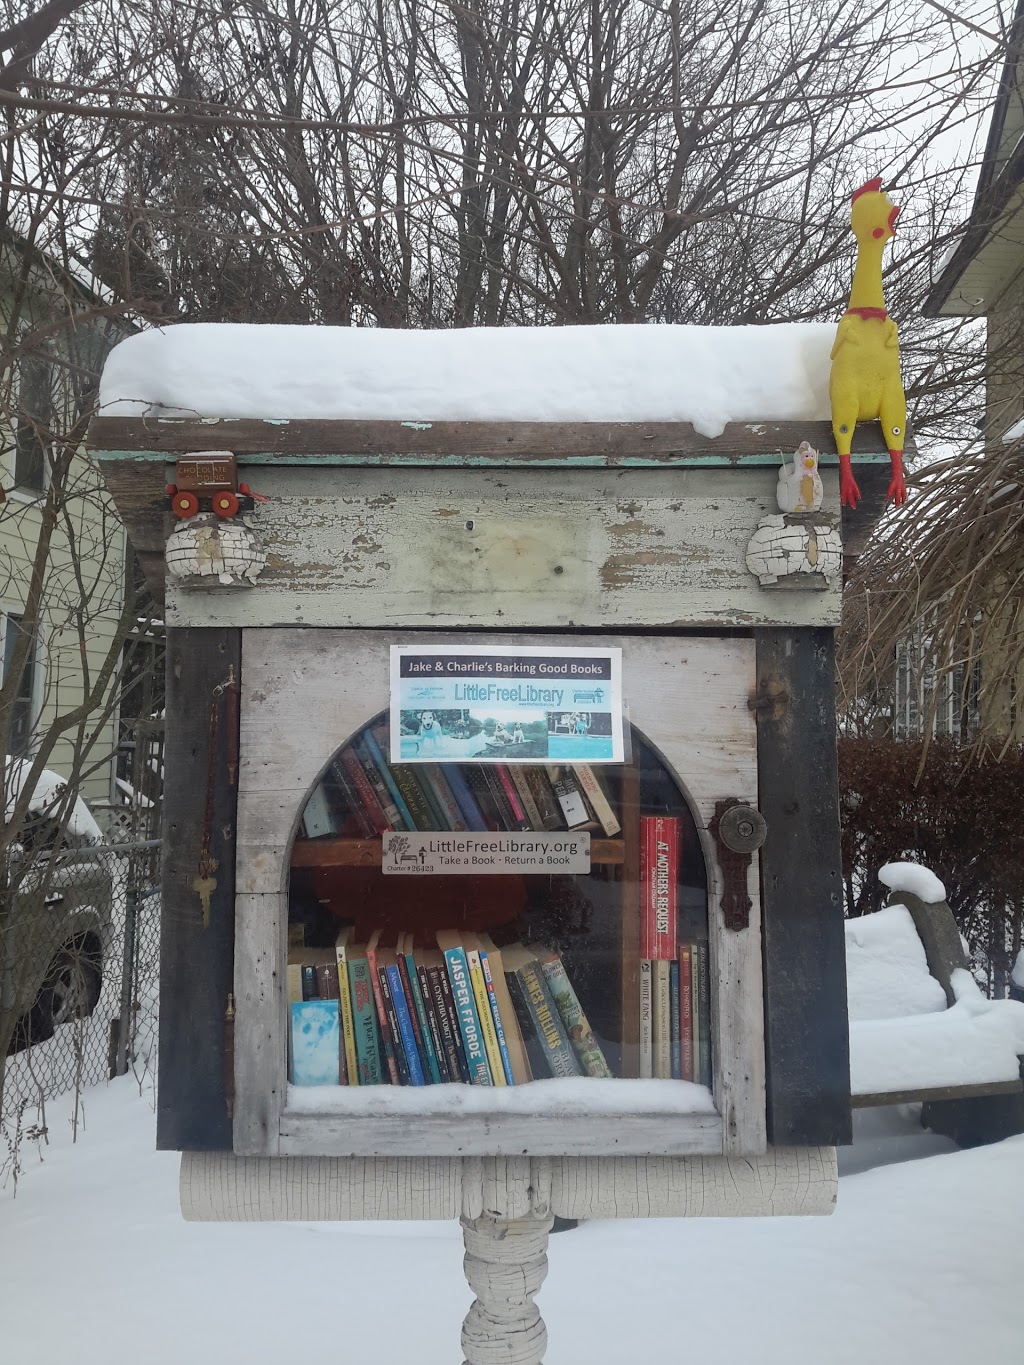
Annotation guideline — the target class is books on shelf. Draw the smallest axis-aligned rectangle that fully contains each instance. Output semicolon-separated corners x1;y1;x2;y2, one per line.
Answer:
640;815;677;1078
286;929;616;1089
635;816;710;1085
502;944;583;1078
289;717;714;1094
436;929;494;1084
463;932;509;1086
297;722;627;842
571;765;621;837
531;943;613;1078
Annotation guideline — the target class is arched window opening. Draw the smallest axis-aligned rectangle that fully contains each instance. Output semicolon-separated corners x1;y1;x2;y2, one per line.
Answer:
288;712;710;1086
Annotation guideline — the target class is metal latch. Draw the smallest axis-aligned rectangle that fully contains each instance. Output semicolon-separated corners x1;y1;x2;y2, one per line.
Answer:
708;799;767;931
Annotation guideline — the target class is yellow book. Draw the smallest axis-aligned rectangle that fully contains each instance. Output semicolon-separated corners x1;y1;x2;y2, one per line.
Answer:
334;925;360;1086
477;933;531;1084
463;932;507;1086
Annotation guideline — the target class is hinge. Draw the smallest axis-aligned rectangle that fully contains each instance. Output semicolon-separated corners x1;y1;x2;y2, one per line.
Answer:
747;680;789;721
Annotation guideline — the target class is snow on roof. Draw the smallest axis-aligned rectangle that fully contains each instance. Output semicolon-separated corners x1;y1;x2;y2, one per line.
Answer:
97;322;835;437
878;861;946;904
5;758;102;843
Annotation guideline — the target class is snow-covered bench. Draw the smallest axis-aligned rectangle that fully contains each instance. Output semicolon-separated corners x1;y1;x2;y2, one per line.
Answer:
846;863;1024;1120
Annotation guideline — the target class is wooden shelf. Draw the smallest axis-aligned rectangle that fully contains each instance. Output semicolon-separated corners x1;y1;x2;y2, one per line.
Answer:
291;835;626;869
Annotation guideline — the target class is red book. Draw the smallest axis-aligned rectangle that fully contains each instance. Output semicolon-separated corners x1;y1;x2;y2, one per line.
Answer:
365;930;400;1084
496;765;527;824
640;815;678;959
678;943;694;1082
339;747;393;835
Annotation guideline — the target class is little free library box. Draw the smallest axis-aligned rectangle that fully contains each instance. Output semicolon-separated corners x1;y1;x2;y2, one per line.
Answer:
90;321;895;1361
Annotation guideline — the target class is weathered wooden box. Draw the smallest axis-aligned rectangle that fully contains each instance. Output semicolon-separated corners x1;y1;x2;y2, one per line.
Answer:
89;324;893;1182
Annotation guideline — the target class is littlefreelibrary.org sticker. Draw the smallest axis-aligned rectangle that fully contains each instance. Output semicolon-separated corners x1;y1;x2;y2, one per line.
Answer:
382;831;591;875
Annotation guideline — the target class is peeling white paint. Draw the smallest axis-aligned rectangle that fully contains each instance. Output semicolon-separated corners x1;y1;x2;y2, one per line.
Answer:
166;515;267;586
745;514;842;587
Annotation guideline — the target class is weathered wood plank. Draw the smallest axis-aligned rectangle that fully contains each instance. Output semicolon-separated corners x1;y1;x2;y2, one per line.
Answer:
232;893;284;1156
712;843;768;1157
277;1111;724;1157
618;762;641;1076
167;467;843;631
89;415;894;460
756;627;852;1147
236;629;766;1157
546;1147;837;1219
92;447;892;616
179;1147;837;1221
157;627;240;1151
841;461;890;566
101;458;169;605
852;1079;1023;1108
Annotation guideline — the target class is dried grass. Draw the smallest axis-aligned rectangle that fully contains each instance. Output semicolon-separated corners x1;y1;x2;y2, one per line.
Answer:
838;433;1024;750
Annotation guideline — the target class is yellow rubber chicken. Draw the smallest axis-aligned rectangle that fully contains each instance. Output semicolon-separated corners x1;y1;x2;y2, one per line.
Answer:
830;177;907;509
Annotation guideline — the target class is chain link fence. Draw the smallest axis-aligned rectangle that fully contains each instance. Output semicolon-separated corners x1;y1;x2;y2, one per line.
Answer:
1;840;161;1176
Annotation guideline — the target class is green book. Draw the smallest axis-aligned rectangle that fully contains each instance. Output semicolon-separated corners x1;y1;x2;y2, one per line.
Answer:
502;945;581;1078
530;944;612;1077
347;952;385;1084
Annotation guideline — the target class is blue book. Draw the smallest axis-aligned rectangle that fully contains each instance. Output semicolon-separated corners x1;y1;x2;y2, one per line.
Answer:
403;941;443;1084
362;726;416;830
478;948;516;1085
669;959;682;1081
290;1001;341;1086
385;963;426;1085
436;931;493;1084
441;764;488;832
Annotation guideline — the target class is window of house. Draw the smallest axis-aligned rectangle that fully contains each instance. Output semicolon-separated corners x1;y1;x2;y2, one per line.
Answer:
14;349;55;493
3;613;38;756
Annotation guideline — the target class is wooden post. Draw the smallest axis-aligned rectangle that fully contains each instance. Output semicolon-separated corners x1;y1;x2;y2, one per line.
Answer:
754;627;852;1147
461;1211;553;1365
158;626;240;1151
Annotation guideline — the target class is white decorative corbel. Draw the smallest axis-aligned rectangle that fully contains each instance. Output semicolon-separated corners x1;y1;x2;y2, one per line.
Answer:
165;513;267;588
746;513;842;588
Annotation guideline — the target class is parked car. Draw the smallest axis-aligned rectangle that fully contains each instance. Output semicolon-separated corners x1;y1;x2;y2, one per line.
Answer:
3;762;112;1052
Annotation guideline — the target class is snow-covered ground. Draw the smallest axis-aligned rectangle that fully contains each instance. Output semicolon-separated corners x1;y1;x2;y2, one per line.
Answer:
1;1077;1021;1365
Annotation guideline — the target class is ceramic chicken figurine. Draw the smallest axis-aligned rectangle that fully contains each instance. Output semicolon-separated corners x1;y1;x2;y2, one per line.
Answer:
777;441;823;513
830;177;907;510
